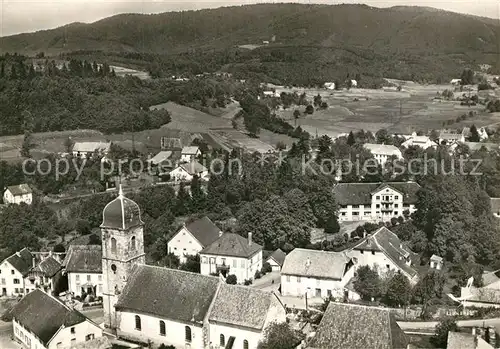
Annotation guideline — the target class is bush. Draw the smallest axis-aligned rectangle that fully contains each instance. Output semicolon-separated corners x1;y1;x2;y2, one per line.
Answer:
305;105;314;114
226;274;237;284
255;270;262;279
53;244;65;253
262;262;272;274
397;216;405;224
244;279;253;286
390;217;399;226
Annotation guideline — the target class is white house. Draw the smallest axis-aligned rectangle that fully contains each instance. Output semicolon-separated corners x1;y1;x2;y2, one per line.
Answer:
307;303;410;349
200;233;263;284
167;216;223;264
450;79;462;86
10;289;103;349
0;248;34;297
63;245;103;298
401;134;436;150
180;146;201;163
346;227;419;283
438;130;465;145
429;254;443;270
265;249;286;272
280;248;355;300
169;160;209;182
324;82;336;90
364;143;403;166
333;182;420;222
114;265;286;349
3;184;33;205
24;255;63;295
72;142;111;159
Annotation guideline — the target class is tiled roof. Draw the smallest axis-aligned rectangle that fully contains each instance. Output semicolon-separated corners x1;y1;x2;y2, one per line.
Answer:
32;256;62;277
179;160;208;175
200;233;262;258
350;227;418;278
446;332;477;349
184;216;222;247
308;303;408;349
209;284;277;330
6;184;32;196
181;146;200;155
267;249;286;267
490;198;500;215
281;248;351;280
364;143;402;156
10;289;88;346
115;265;220;324
333;181;420;205
100;188;143;230
63;245;102;273
5;248;33;276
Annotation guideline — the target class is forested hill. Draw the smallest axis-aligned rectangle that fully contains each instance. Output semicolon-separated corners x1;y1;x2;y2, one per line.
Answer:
1;4;499;56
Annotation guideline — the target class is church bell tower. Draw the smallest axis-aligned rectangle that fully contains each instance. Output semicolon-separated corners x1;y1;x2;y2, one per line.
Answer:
100;186;145;330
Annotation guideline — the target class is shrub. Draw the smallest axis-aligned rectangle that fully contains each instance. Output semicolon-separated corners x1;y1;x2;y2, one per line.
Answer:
397;216;405;224
244;279;253;286
305;105;314;114
53;244;65;253
226;274;237;284
262;262;272;274
255;270;262;279
390;217;399;226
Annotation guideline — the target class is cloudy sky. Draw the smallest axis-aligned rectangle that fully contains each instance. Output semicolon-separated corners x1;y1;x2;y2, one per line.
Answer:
1;0;499;37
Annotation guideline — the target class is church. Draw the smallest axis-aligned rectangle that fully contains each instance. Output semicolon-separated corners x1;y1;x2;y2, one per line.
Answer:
100;187;286;349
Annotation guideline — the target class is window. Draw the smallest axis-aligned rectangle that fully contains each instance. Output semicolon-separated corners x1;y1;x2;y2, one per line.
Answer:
371;251;375;255
341;212;346;216
98;275;102;282
1;278;5;285
327;289;332;297
185;326;192;342
376;196;380;200
111;238;117;253
135;315;142;330
85;334;95;341
394;204;398;208
394;211;398;215
13;278;20;284
352;212;359;216
220;334;225;347
352;205;359;208
210;257;216;264
30;279;34;284
297;276;301;283
395;195;399;200
233;259;237;268
360;250;364;254
11;270;14;275
159;320;166;336
386;264;390;269
76;275;80;281
221;258;226;265
202;257;207;264
70;327;75;334
243;340;249;349
376;204;380;208
131;236;136;250
87;275;91;282
286;275;290;282
111;264;117;273
240;260;245;268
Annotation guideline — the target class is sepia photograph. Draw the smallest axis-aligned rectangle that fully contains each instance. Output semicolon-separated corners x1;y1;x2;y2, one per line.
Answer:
0;0;500;348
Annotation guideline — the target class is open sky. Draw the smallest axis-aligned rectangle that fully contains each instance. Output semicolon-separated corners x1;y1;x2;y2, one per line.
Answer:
1;0;499;37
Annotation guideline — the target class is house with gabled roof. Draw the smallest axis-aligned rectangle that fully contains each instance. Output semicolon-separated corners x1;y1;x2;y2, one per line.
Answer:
280;248;355;300
10;289;102;349
0;248;34;296
63;245;103;298
364;143;403;166
200;233;263;284
72;142;111;159
345;227;419;283
167;216;223;263
181;146;201;163
24;255;63;295
265;249;286;271
3;184;33;205
333;181;420;222
169;160;209;182
307;302;409;349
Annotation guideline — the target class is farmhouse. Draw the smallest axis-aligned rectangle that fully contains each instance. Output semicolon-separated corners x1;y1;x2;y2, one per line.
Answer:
265;249;286;271
429;254;443;270
363;143;403;166
63;245;103;298
333;181;420;222
24;255;63;295
0;248;33;296
438;130;465;145
3;184;33;205
401;135;436;150
167;216;223;263
280;249;355;299
169;160;209;182
180;146;201;162
307;303;409;349
346;227;419;283
10;289;103;349
200;233;263;284
72;142;111;158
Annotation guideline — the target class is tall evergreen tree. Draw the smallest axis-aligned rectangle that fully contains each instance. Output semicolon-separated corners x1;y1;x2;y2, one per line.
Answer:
347;131;356;146
468;124;480;142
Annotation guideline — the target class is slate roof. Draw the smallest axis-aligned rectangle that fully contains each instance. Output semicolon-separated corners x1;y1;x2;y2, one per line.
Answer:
200;233;262;258
267;249;286;267
308;303;409;349
6;184;32;196
350;227;418;278
333;181;421;205
63;245;102;273
5;248;33;276
115;265;220;324
178;160;208;175
10;289;88;346
281;248;351;280
32;256;62;277
183;216;222;247
209;284;277;330
364;143;402;156
490;198;500;215
446;331;477;349
100;188;143;230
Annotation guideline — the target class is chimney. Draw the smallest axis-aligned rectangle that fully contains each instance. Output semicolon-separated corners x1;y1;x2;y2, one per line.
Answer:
248;233;253;246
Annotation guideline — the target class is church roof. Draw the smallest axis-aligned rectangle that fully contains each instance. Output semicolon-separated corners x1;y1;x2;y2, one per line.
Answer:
100;187;142;230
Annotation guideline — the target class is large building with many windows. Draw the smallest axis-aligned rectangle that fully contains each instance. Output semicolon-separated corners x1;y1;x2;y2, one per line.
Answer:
333;182;420;222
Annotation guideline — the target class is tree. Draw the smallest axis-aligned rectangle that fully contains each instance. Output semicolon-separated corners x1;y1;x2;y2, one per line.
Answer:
431;318;458;348
468;124;480;142
21;131;33;158
412;271;445;318
347;131;356;146
384;273;412;307
226;274;237;284
174;182;192;216
244;115;260;137
0;62;5;78
324;214;340;234
305;105;314;114
460;69;475;85
313;94;322;107
75;219;92;235
353;266;381;301
257;322;304;349
179;254;200;273
64;137;74;153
